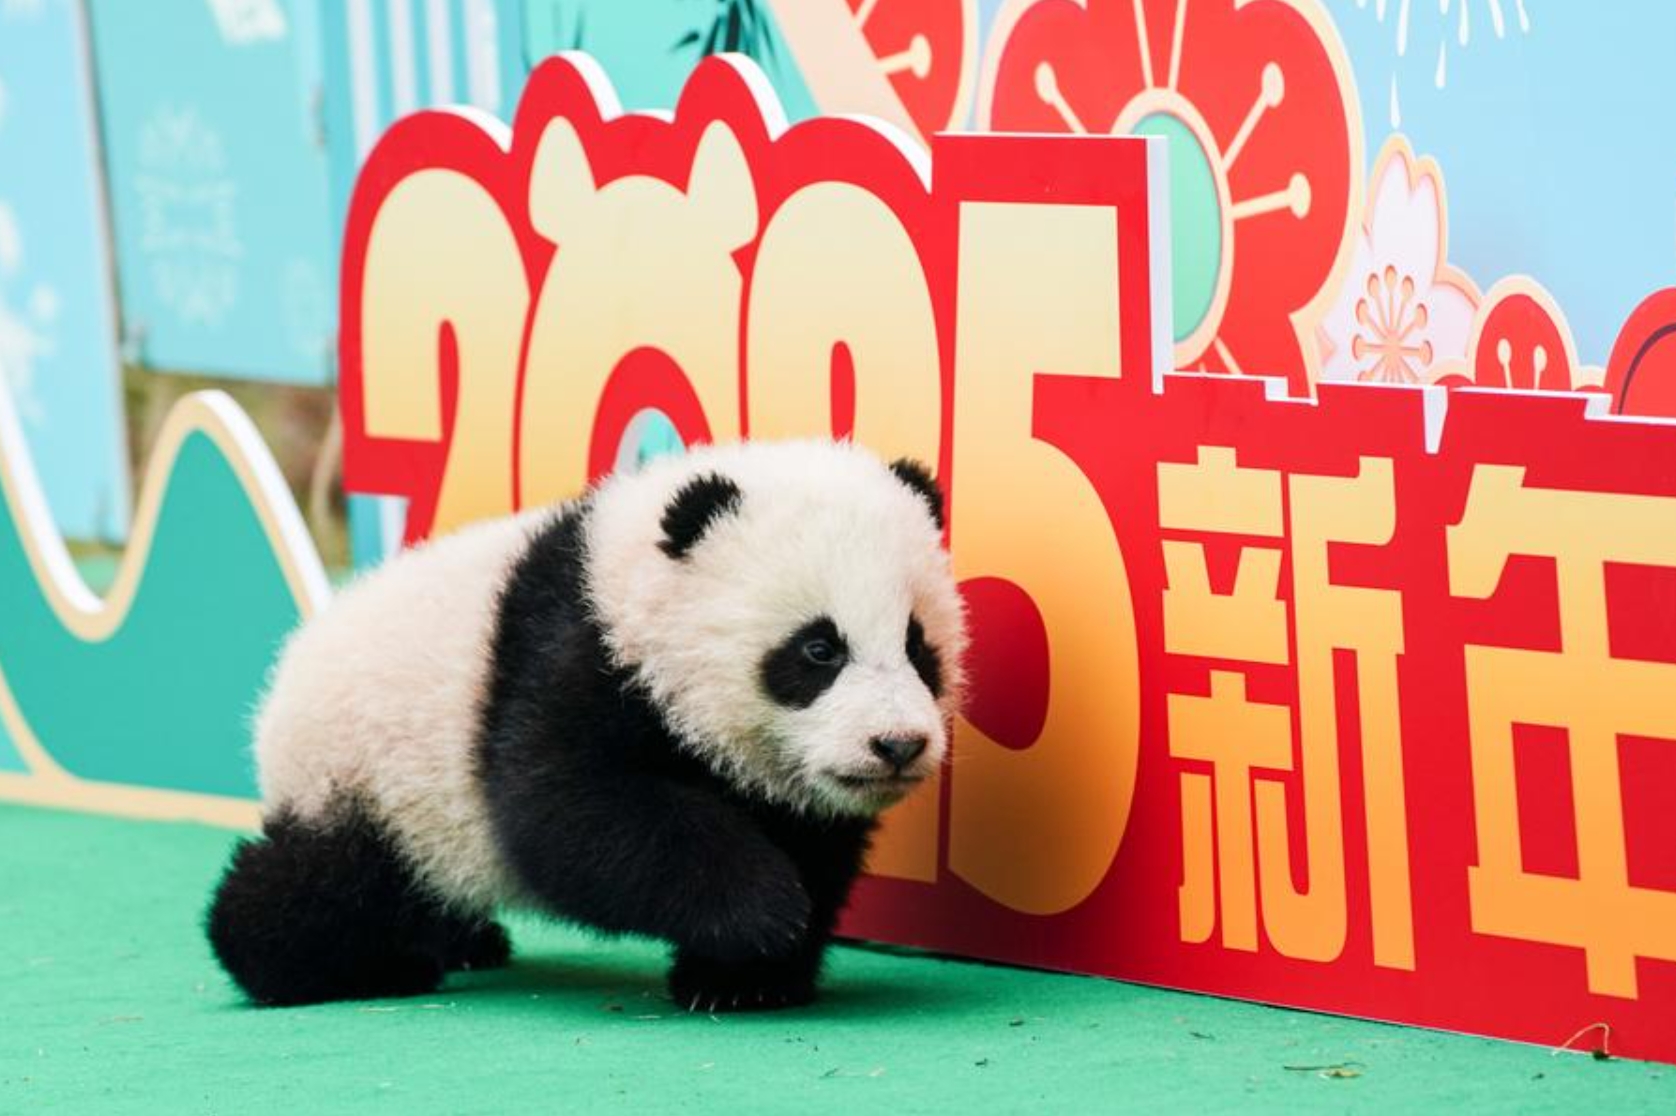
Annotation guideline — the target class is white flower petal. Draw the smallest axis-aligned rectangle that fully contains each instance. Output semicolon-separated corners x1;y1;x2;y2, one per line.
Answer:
1421;281;1477;365
1367;156;1444;299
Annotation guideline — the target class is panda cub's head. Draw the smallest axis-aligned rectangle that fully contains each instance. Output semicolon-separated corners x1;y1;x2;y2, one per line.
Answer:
584;440;967;817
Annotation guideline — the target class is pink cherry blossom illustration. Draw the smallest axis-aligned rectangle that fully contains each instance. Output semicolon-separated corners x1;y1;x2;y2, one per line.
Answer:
1319;137;1477;385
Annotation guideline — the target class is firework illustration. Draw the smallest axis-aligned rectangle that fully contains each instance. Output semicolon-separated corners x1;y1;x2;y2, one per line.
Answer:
1357;0;1533;128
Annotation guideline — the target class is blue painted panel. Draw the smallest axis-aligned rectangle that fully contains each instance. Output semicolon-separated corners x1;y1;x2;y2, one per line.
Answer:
88;0;336;383
0;0;130;542
320;0;524;234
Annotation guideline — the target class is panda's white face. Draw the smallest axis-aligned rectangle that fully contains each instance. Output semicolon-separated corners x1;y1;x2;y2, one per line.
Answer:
753;604;949;816
583;441;967;817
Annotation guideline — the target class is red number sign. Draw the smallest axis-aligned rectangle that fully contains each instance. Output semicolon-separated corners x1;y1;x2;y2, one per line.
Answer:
340;54;1676;1063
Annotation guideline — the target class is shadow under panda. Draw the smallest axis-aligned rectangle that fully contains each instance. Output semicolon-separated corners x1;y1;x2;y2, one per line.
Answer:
206;441;967;1012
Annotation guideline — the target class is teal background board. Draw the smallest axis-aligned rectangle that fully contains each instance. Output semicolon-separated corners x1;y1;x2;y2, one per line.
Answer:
87;0;335;384
0;432;307;797
521;0;819;118
0;0;130;542
319;0;526;240
347;491;407;571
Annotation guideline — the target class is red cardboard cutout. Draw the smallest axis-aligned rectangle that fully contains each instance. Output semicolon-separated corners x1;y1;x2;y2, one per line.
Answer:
340;53;1676;1063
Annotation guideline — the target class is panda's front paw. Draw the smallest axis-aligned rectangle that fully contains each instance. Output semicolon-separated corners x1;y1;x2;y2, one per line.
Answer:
668;950;818;1013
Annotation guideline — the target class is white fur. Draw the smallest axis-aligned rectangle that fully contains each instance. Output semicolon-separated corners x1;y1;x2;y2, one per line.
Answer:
254;508;552;911
585;440;967;815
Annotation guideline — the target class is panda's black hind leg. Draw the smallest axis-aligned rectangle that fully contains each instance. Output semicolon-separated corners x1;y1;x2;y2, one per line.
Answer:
205;797;463;1006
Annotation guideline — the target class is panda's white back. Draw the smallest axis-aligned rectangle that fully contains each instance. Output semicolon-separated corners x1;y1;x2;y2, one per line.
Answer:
254;506;556;912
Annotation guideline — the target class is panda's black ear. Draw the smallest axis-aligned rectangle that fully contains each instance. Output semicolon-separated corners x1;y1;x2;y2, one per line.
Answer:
659;473;743;559
890;458;945;531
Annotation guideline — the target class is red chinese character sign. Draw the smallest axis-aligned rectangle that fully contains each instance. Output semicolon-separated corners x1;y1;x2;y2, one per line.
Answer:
338;53;1676;1063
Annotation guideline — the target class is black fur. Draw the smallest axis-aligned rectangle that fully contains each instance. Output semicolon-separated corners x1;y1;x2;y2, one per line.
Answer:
905;615;944;698
478;507;875;1012
205;798;510;1006
759;616;848;710
658;472;742;558
889;458;945;531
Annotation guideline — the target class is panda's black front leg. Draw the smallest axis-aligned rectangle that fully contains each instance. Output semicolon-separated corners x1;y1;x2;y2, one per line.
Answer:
486;754;815;966
668;818;874;1013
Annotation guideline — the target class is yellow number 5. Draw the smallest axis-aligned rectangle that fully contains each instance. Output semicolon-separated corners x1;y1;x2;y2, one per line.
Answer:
948;201;1141;915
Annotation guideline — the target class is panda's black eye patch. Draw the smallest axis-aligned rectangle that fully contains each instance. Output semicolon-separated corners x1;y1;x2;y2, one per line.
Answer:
761;617;848;709
906;615;943;698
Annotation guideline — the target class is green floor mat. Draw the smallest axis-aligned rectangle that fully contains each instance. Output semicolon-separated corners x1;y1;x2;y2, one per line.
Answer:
1;804;1667;1113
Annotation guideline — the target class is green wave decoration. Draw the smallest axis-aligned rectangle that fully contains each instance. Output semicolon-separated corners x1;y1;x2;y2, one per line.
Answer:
0;709;25;773
0;388;328;813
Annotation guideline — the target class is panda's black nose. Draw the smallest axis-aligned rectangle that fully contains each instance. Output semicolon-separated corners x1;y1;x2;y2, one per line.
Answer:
869;734;928;773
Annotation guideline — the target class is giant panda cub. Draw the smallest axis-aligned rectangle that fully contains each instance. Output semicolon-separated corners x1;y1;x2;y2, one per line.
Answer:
207;440;966;1012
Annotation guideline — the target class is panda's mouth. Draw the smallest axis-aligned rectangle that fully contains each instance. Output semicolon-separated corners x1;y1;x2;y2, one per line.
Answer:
828;771;924;793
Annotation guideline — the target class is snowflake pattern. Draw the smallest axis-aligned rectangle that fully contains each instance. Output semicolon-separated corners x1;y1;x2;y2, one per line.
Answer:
133;104;243;329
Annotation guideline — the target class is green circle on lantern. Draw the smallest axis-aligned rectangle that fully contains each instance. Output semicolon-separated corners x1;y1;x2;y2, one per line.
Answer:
1132;112;1223;346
